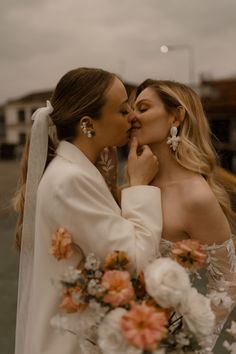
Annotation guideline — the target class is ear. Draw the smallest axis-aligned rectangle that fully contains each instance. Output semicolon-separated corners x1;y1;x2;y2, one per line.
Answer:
78;116;95;137
80;116;94;128
172;106;186;128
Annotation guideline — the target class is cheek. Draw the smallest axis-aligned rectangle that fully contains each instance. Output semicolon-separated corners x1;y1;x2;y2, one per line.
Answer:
139;116;170;144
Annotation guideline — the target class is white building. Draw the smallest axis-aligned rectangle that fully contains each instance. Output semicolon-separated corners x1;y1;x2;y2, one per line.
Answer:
3;91;52;146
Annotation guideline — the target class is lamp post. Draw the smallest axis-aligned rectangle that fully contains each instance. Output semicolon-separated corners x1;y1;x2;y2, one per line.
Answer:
160;44;195;85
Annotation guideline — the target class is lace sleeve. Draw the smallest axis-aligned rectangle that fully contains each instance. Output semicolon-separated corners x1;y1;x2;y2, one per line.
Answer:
95;146;119;202
204;238;236;336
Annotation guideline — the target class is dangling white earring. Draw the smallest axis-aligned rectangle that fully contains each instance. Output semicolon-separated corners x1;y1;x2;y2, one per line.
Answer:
167;126;180;151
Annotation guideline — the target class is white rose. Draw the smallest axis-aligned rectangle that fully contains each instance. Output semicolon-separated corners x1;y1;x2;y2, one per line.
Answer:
179;288;215;338
98;308;142;354
144;258;191;308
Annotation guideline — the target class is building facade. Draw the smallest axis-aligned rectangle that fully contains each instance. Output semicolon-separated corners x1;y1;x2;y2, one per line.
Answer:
0;80;235;173
0;91;52;158
200;78;236;173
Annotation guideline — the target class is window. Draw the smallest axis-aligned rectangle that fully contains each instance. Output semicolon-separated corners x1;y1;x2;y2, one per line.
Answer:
18;109;25;123
0;115;5;138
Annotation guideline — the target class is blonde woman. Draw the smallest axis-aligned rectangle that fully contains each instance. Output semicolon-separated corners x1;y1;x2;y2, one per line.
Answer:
131;79;236;346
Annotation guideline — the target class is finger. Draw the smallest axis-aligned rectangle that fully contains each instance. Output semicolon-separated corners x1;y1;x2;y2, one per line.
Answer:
128;137;138;158
152;155;158;161
141;144;151;152
140;144;152;156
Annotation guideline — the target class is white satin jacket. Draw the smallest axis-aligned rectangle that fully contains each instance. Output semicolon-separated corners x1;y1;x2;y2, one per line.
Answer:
23;141;162;354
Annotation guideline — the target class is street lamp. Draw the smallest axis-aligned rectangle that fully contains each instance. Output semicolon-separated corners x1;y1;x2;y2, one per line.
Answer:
160;44;195;84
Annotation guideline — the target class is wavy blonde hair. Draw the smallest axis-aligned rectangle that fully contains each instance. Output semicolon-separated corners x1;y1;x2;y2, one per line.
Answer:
135;79;235;222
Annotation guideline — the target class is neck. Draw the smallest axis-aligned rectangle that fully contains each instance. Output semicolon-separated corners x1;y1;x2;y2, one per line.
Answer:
72;138;102;164
149;142;186;187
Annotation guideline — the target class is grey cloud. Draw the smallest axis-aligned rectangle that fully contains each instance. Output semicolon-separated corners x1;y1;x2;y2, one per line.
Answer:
0;0;236;103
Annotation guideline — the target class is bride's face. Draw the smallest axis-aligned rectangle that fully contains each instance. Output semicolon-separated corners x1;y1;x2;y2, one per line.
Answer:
131;87;173;146
94;77;133;147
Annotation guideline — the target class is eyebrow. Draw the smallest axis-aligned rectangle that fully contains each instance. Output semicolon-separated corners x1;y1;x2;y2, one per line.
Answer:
135;99;152;106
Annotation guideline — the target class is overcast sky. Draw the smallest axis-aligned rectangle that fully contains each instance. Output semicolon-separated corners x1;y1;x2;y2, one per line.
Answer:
1;0;236;104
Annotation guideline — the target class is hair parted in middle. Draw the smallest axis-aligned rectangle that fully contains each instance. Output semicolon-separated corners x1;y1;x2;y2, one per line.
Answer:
134;79;233;221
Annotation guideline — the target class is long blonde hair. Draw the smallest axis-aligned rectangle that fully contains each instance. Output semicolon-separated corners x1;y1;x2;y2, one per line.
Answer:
135;79;235;221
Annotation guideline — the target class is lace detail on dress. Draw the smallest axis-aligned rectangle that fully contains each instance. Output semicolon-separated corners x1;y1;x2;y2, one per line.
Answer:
160;237;236;345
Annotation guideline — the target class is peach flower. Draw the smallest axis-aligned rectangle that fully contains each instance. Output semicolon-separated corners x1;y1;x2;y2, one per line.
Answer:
120;302;167;351
171;239;207;270
60;286;87;313
104;251;130;271
102;270;135;307
49;227;74;261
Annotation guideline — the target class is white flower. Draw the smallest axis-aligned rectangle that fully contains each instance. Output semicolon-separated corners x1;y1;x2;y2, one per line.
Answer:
179;288;215;339
50;314;69;333
144;258;191;308
175;331;191;347
207;290;233;309
95;270;103;279
153;349;166;354
98;308;142;354
227;321;236;338
223;340;236;354
84;253;100;271
61;266;82;283
87;279;103;296
88;300;109;320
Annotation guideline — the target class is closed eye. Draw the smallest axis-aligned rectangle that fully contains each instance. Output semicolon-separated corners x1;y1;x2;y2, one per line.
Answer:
121;110;129;115
136;106;148;113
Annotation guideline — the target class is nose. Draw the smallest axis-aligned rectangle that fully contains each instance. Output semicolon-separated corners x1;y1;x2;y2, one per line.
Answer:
128;108;137;124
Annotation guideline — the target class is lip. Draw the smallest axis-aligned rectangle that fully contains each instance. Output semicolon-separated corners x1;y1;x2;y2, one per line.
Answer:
130;126;141;132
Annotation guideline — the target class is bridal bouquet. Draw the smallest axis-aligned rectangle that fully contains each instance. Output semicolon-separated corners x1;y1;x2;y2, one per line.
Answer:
49;228;215;354
223;321;236;354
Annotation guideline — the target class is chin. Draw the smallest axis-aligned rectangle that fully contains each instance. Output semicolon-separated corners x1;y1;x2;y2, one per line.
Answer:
113;135;129;147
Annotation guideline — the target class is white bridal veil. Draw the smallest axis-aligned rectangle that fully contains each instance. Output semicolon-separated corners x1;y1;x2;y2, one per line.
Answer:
15;101;54;354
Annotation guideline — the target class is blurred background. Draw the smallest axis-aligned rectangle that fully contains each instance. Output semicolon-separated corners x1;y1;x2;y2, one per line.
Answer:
0;0;235;353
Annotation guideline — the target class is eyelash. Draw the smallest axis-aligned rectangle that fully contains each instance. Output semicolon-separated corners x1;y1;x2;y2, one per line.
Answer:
121;110;129;115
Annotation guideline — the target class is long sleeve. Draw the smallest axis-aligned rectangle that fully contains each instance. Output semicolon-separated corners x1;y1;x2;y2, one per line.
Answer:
22;142;163;354
51;170;162;274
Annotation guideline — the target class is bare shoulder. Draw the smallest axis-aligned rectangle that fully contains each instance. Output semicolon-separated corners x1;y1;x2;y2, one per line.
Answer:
178;175;231;244
180;175;217;211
